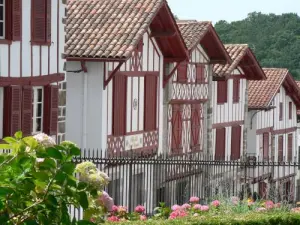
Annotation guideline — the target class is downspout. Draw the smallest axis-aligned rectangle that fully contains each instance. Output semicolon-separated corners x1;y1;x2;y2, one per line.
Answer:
81;62;88;149
206;64;213;157
243;80;249;160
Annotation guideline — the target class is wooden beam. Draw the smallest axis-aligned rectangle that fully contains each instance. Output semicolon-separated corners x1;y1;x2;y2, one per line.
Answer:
163;62;180;88
104;62;124;89
164;57;186;62
150;31;176;38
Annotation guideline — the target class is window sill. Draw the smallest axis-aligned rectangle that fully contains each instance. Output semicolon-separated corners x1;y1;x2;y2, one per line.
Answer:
0;39;12;45
31;41;51;46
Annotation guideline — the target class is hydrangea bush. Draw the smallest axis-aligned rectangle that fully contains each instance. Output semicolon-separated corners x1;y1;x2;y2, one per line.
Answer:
0;132;111;225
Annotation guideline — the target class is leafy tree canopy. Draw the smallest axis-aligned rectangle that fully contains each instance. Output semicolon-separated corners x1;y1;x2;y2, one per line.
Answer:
215;12;300;79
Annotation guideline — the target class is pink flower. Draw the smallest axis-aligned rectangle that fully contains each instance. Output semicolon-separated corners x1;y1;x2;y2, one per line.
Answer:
265;200;274;209
190;196;200;203
112;205;119;213
135;205;145;213
231;196;239;205
117;206;127;214
248;201;254;207
257;207;267;212
169;210;188;220
181;203;191;209
98;191;114;211
140;215;147;221
211;200;220;207
107;216;120;222
171;204;181;211
200;205;209;211
274;203;281;208
193;204;202;210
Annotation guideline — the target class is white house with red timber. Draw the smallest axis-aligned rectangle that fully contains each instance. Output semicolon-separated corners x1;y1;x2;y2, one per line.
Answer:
65;0;188;208
212;44;266;161
247;68;300;200
0;0;66;142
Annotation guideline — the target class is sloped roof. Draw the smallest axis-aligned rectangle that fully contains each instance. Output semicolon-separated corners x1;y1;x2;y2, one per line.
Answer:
177;21;231;64
249;68;300;109
65;0;187;60
213;44;266;80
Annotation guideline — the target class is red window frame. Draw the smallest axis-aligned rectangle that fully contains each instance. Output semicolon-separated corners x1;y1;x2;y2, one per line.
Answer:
231;125;241;160
144;75;157;131
278;135;283;162
263;132;269;160
232;78;240;103
0;0;22;44
177;62;188;83
190;104;202;151
31;0;51;45
2;85;58;138
217;80;227;104
288;133;293;161
215;127;226;160
196;64;205;83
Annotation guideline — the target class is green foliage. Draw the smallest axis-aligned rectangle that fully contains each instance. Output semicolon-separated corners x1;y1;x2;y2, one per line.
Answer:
0;132;102;225
153;202;172;219
215;12;300;79
105;212;300;224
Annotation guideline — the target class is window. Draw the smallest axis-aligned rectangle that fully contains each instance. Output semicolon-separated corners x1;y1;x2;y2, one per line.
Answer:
144;75;157;131
289;102;292;120
190;104;202;151
112;75;127;135
288;133;293;161
171;104;183;154
278;135;283;162
215;127;226;160
2;85;58;138
31;0;51;44
0;0;21;41
279;102;283;121
196;64;205;83
32;87;43;134
177;61;187;82
263;133;269;160
217;80;227;104
232;79;240;103
231;125;241;160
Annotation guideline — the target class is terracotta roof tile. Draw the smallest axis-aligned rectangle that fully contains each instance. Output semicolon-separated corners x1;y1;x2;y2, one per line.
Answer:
177;21;211;50
248;68;288;108
213;44;248;76
66;0;164;59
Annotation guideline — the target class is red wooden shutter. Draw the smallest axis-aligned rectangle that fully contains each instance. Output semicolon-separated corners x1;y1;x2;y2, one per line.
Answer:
43;85;58;135
279;102;283;120
32;0;46;42
215;127;226;160
217;80;227;104
289;102;292;119
288;133;293;161
259;182;267;199
171;104;183;153
190;104;201;151
231;125;241;160
232;79;240;103
177;62;187;83
263;133;269;160
144;75;157;131
278;135;283;162
22;86;33;137
196;64;205;83
46;0;51;42
3;86;22;136
5;1;12;40
12;0;22;40
113;75;127;136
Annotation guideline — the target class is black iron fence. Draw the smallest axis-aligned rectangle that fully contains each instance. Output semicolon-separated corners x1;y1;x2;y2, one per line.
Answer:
73;149;300;215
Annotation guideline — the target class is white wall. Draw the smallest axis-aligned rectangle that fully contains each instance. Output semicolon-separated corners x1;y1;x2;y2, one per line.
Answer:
247;111;257;154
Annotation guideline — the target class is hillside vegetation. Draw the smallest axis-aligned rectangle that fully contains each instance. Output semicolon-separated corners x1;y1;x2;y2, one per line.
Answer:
215;12;300;79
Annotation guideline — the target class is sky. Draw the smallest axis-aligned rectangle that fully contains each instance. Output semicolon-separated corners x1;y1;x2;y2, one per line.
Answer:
168;0;300;24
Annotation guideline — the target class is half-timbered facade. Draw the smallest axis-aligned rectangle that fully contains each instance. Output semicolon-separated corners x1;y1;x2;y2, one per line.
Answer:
162;21;231;155
0;0;66;142
212;44;266;160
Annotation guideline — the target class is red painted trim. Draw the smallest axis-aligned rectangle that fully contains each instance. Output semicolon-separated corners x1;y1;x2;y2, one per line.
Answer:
57;0;59;73
147;33;149;71
39;46;42;76
104;62;124;88
130;77;133;132
163;62;180;87
48;45;50;75
137;76;140;131
173;81;209;85
0;40;12;45
31;41;51;46
0;73;65;86
31;44;33;77
110;71;159;77
66;57;127;62
227;75;246;79
8;45;10;77
272;127;297;135
147;31;160;59
212;120;244;129
256;127;273;135
170;99;208;104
